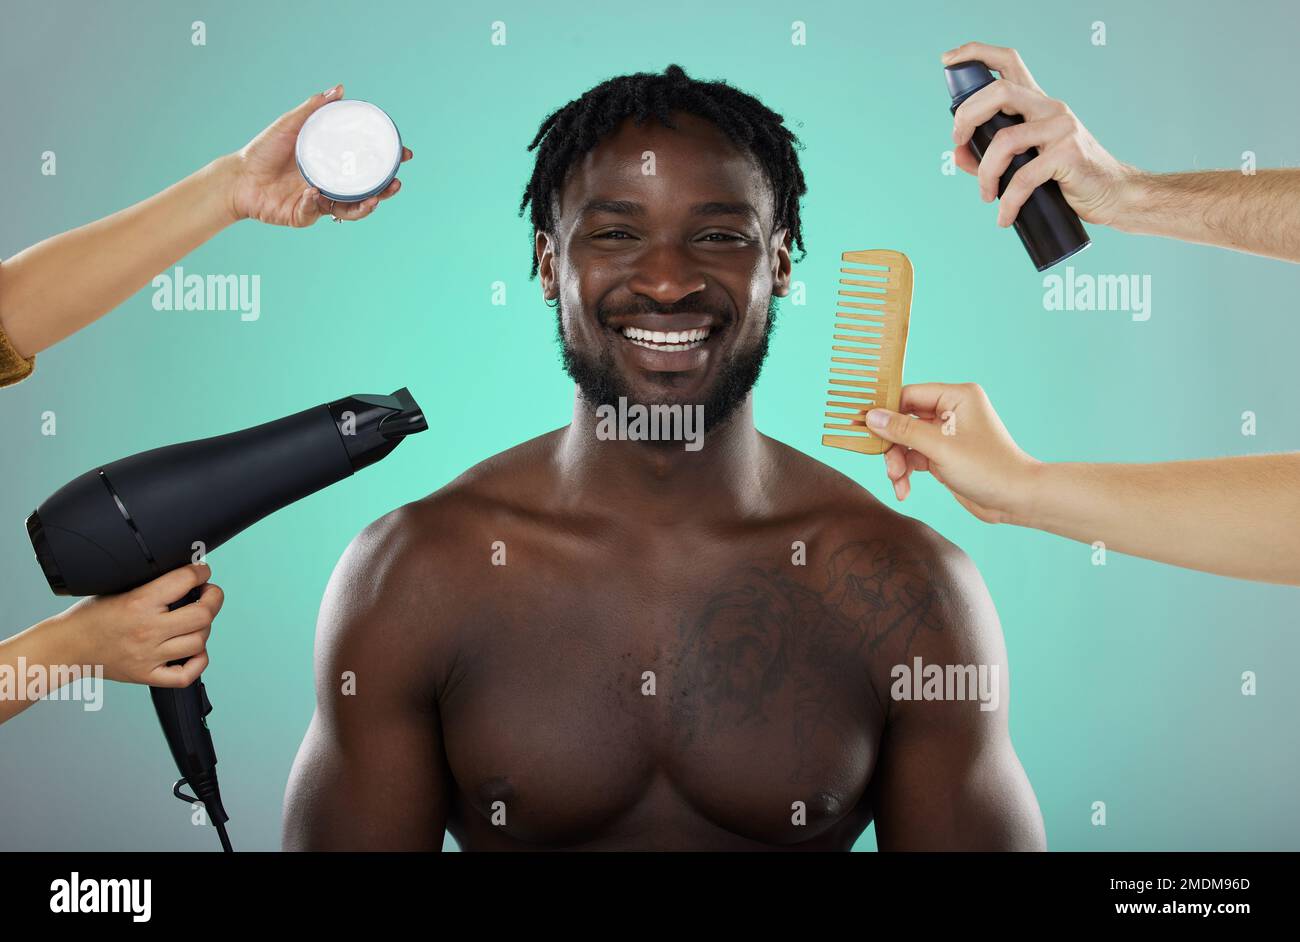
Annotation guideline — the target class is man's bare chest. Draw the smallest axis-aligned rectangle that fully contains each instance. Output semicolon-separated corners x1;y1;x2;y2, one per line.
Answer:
435;538;911;848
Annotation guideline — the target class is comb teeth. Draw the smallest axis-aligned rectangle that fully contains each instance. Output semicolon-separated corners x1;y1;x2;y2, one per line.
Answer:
822;249;914;455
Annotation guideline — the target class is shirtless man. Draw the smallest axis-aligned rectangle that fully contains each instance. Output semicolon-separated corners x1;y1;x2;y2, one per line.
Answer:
282;64;1045;851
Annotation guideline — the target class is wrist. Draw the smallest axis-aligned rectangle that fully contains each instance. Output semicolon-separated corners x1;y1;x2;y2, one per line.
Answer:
205;153;247;226
38;606;93;668
1004;457;1051;529
8;612;89;685
1107;166;1154;233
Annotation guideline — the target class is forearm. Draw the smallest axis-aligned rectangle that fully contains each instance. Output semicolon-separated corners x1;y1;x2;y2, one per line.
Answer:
0;616;84;724
1113;169;1300;263
0;155;241;358
1018;454;1300;584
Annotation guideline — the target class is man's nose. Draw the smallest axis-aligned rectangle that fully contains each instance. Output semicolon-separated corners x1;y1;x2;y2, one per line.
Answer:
624;240;707;305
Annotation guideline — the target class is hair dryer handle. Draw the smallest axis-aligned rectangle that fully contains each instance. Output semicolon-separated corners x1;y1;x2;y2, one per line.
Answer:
148;586;229;826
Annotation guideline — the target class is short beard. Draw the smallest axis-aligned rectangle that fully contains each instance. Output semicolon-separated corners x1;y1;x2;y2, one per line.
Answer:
556;296;779;434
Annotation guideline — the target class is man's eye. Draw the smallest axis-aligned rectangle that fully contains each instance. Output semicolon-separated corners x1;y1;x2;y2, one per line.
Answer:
592;231;747;243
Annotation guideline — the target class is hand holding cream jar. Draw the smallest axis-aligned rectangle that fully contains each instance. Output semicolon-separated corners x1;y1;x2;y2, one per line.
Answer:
295;99;403;202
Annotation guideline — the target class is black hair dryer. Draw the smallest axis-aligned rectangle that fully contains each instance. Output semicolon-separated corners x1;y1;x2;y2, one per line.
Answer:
25;388;427;850
945;59;1091;271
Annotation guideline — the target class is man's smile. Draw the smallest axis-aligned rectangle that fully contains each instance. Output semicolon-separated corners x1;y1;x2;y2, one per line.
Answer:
604;316;726;373
621;326;711;350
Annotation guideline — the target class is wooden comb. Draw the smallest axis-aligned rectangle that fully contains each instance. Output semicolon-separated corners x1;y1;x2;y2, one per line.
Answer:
821;249;914;455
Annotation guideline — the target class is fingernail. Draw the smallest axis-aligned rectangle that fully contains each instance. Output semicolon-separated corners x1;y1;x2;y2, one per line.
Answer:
323;85;339;99
866;409;889;429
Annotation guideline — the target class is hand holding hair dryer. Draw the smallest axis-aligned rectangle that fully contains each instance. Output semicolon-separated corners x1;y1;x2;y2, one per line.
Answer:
26;388;427;851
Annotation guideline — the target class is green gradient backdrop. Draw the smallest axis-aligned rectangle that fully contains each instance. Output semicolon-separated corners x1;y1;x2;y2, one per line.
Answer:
2;0;1297;851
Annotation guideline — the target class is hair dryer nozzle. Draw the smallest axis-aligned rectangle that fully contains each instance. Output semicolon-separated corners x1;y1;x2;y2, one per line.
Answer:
328;387;428;471
381;386;428;441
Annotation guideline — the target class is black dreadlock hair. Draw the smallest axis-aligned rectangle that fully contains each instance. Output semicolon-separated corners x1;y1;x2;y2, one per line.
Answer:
518;63;808;280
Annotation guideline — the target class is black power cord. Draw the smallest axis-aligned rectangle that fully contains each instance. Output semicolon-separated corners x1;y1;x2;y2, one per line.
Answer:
173;778;234;852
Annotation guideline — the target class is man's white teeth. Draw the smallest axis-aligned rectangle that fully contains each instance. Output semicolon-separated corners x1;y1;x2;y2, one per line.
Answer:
620;326;711;351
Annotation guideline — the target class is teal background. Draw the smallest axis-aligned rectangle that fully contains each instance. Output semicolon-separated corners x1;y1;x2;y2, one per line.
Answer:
1;0;1297;851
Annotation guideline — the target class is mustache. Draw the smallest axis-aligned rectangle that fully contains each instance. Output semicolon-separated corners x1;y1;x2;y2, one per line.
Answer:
595;299;732;327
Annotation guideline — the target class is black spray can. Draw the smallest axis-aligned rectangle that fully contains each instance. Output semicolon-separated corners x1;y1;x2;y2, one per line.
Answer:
945;60;1090;271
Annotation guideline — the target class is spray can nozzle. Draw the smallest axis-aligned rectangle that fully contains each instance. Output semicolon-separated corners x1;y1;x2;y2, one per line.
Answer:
944;61;997;109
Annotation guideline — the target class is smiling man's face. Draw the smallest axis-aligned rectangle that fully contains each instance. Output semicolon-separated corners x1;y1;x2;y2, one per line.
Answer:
537;110;792;432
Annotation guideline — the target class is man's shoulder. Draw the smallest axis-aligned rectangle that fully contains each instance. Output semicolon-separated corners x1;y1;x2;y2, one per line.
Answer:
345;428;562;578
316;431;564;671
767;435;970;568
765;437;995;654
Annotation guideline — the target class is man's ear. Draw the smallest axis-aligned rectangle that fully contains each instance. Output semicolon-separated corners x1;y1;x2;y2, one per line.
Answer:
536;230;558;302
770;227;793;298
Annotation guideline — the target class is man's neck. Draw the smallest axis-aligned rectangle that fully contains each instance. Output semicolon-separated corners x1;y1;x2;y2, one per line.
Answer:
555;389;772;525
